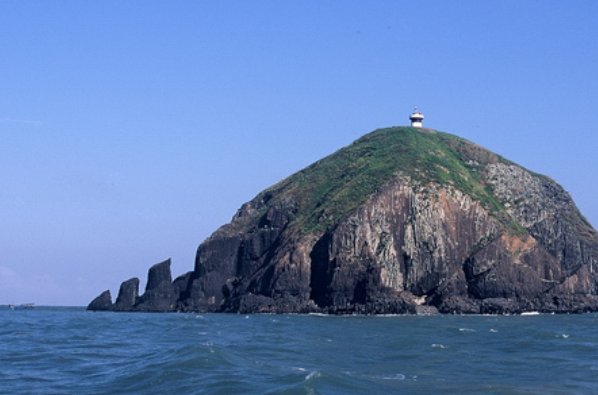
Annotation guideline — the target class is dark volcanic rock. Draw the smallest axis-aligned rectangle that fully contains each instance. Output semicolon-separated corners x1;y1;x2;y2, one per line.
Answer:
89;259;180;312
146;259;173;290
88;127;598;314
539;295;598;314
113;278;139;311
173;271;193;300
87;290;112;311
135;259;177;312
434;296;481;314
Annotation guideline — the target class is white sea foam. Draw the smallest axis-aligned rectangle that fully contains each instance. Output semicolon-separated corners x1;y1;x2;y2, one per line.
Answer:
521;311;541;316
459;327;476;332
432;343;447;349
373;373;406;380
342;370;407;381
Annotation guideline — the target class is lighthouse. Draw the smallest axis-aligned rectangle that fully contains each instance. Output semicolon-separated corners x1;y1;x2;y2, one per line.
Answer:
409;108;424;128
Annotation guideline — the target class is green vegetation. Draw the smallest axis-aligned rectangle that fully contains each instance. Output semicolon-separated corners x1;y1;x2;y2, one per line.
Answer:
260;127;524;233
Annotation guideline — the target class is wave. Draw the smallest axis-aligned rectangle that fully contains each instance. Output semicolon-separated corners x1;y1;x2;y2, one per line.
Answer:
3;310;598;394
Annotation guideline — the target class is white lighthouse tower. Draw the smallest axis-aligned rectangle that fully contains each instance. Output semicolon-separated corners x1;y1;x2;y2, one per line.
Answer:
409;108;425;128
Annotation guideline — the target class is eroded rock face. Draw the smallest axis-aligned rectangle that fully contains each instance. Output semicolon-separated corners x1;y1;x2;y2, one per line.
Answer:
88;127;598;314
87;290;112;311
136;260;177;312
315;181;498;310
180;171;598;314
113;278;139;311
87;259;180;312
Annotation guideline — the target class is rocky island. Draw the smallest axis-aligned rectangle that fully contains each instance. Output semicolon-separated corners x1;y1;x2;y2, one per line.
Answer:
88;124;598;314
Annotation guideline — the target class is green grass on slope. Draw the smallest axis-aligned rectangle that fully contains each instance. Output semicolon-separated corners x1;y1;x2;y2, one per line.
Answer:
262;127;521;234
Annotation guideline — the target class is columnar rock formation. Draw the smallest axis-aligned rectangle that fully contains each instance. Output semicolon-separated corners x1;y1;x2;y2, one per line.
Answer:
88;259;177;312
88;127;598;314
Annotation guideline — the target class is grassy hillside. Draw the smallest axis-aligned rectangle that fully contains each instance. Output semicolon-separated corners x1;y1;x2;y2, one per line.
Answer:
260;126;522;234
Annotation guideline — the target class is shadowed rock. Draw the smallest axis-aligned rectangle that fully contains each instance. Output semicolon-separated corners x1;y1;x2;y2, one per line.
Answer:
87;290;112;311
135;259;177;312
113;277;139;311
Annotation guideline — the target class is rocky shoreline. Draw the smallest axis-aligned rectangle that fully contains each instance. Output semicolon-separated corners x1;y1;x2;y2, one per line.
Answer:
88;259;598;315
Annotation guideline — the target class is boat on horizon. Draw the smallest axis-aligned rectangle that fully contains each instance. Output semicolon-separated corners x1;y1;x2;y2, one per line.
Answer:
7;303;35;310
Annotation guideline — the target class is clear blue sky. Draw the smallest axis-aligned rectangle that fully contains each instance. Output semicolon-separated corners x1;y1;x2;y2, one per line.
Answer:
2;1;597;306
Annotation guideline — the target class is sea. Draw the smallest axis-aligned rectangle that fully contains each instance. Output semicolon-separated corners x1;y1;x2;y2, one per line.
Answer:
1;307;597;395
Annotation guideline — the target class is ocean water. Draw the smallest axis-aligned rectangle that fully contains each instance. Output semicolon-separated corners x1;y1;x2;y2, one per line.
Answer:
1;308;598;395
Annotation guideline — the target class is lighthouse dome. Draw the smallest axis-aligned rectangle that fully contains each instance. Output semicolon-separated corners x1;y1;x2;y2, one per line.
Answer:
409;109;425;127
410;112;424;120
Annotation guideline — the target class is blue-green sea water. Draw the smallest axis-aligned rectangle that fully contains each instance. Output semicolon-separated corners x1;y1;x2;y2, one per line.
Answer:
1;307;598;395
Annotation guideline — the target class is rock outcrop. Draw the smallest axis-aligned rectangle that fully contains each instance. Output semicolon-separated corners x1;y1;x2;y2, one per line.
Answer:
87;290;113;311
90;259;183;312
113;278;139;311
88;127;598;314
135;260;178;312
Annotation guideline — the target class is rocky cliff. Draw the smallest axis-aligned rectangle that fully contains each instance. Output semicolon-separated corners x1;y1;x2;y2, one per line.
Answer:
88;127;598;314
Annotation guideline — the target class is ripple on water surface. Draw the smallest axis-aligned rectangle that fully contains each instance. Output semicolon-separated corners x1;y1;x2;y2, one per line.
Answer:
2;308;598;395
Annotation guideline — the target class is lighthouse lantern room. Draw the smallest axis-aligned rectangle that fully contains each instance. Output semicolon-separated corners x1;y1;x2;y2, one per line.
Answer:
409;108;425;128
